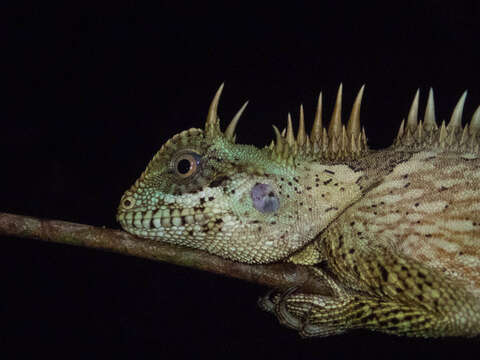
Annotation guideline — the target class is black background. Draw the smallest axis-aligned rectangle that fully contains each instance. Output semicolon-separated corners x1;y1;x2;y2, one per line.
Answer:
2;2;480;359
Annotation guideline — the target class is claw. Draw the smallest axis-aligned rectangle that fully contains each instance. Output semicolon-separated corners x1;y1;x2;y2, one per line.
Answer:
257;289;277;312
300;322;342;338
275;287;304;330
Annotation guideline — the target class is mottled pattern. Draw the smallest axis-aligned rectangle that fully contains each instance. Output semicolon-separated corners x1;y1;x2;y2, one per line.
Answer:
350;150;480;296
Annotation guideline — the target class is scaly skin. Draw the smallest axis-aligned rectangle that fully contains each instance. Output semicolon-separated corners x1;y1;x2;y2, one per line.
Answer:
117;84;480;337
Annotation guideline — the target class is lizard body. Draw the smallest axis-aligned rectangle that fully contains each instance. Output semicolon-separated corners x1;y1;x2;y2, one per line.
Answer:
117;84;480;337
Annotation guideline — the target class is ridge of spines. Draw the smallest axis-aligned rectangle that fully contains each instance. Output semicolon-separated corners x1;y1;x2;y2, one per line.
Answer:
393;89;480;153
203;83;369;163
270;84;368;162
203;84;480;163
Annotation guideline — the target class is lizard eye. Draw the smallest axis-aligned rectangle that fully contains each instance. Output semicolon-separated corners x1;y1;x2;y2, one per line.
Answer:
172;151;202;179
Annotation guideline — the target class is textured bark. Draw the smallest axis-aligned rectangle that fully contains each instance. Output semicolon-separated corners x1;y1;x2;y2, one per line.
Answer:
0;212;331;295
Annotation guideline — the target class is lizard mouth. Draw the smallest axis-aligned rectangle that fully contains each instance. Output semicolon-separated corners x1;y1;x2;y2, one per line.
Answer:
117;209;210;237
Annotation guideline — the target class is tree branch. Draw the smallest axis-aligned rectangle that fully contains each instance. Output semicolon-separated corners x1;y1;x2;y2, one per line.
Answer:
0;212;331;295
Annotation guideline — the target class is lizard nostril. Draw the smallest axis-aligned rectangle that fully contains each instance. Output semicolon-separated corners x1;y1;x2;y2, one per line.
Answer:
121;196;136;209
250;183;280;213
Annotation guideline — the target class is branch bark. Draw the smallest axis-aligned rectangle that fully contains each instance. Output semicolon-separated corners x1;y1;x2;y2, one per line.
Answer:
0;212;331;295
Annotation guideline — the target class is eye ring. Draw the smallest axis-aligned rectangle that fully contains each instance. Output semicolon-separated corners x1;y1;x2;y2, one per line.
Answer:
172;151;202;179
121;196;135;209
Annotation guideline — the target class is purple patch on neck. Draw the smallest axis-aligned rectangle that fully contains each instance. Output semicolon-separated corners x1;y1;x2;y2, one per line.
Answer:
250;183;280;213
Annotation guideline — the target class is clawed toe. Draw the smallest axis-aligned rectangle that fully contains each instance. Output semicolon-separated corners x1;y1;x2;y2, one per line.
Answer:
276;297;304;330
259;287;302;329
257;289;276;312
274;287;305;331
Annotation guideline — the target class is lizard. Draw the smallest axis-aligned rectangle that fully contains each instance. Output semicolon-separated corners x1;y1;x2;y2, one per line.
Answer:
117;83;480;337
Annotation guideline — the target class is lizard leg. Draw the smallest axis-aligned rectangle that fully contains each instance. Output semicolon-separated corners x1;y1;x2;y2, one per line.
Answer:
262;288;442;337
264;258;480;337
259;267;358;337
263;253;480;337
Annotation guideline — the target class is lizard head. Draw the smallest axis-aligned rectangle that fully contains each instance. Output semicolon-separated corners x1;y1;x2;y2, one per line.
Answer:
117;84;367;263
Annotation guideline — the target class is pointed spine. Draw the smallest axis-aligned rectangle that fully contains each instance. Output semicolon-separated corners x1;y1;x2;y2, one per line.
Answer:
423;88;437;131
225;101;248;142
311;92;323;143
361;127;367;149
447;91;467;129
438;120;448;146
272;125;284;157
406;89;420;132
340;125;348;154
205;83;224;137
460;125;469;145
349;133;357;154
346;84;364;137
395;119;405;145
469;105;480;136
414;120;423;141
286;113;295;147
297;104;306;146
328;84;343;139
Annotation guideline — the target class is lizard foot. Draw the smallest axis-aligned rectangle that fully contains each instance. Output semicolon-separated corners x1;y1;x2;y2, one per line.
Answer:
259;287;307;332
259;288;349;337
257;289;277;312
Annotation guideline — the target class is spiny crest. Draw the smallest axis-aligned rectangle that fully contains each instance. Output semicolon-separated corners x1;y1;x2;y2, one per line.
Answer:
394;89;480;153
203;84;368;164
269;84;368;163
